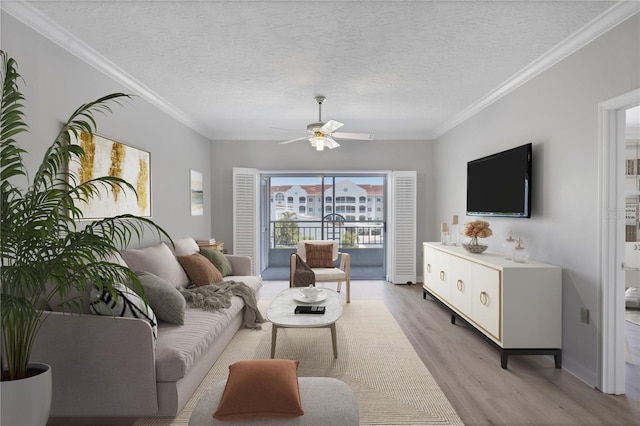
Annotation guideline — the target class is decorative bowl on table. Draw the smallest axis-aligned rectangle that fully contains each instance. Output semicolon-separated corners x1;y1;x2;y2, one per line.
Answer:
462;243;488;254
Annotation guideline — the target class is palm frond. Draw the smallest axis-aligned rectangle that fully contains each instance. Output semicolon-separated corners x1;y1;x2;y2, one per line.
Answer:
0;50;168;381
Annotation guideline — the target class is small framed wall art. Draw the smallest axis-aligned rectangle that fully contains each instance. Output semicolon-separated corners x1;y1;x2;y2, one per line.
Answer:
69;131;151;219
190;169;204;216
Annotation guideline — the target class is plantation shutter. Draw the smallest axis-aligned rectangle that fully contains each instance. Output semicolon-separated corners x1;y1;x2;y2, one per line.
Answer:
233;167;260;275
388;171;417;284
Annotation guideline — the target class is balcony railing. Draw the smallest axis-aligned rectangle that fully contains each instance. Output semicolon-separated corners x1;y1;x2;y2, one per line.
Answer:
270;220;384;249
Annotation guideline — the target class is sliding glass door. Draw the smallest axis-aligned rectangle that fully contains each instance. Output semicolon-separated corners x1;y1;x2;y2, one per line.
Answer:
265;173;386;279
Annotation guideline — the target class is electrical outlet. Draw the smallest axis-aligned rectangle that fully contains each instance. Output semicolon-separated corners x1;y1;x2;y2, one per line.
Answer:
580;307;590;324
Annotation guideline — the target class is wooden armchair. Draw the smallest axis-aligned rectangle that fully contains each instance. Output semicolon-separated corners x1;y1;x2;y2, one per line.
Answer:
290;240;351;303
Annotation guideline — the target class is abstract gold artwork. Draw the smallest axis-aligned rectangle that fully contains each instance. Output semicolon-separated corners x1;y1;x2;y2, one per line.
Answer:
69;132;151;219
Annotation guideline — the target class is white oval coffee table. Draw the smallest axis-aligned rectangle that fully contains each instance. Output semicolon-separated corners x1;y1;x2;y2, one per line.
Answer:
267;287;343;359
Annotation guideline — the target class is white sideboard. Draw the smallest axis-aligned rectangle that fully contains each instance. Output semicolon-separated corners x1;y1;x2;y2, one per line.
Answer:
422;242;562;369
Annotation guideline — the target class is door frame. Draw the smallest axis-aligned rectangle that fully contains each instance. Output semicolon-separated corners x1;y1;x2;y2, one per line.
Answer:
598;88;640;394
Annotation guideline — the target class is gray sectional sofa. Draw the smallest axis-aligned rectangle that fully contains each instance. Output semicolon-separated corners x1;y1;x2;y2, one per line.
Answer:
31;238;262;417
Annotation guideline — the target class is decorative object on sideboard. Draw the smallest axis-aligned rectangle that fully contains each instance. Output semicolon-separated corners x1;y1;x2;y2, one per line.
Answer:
512;238;530;263
450;215;460;245
440;222;450;245
503;230;517;260
461;220;492;253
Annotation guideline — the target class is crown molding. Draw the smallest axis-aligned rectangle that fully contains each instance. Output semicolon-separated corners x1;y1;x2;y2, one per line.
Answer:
433;1;640;139
2;0;211;139
4;1;638;142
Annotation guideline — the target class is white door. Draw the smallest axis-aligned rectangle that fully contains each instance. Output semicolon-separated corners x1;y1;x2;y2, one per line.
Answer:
387;171;417;284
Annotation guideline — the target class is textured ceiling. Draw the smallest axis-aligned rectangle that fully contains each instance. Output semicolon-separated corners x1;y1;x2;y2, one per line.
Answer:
11;1;624;141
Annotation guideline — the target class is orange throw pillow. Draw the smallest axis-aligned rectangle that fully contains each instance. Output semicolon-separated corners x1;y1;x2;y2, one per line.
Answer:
177;253;223;286
213;359;304;421
304;243;334;268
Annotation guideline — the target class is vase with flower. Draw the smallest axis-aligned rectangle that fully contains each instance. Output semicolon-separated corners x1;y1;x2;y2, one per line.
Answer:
462;220;493;253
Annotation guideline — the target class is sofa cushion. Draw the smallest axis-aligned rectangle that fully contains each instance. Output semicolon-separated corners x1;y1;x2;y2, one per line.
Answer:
171;237;200;256
177;253;223;286
89;282;158;341
121;242;189;288
135;271;186;325
200;248;233;277
154;276;262;382
305;243;334;268
213;359;303;421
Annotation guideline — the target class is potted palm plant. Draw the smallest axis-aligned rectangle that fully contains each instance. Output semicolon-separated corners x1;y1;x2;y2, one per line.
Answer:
1;50;170;425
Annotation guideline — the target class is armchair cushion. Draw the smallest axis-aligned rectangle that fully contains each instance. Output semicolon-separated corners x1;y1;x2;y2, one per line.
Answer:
304;243;335;268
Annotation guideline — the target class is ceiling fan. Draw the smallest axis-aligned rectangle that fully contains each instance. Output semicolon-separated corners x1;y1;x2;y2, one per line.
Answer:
278;96;374;151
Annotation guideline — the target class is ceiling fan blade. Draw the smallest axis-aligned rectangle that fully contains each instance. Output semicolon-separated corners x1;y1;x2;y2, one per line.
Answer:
332;131;375;140
279;136;308;145
321;120;344;134
326;137;340;149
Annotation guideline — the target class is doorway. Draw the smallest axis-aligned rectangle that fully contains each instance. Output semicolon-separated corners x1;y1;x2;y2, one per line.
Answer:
598;89;640;395
260;173;387;280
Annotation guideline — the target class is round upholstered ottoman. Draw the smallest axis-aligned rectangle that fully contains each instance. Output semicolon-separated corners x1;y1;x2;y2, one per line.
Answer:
189;377;359;425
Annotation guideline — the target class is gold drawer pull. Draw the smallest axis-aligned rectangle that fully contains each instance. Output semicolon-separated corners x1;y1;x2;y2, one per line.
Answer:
457;280;464;292
426;264;431;273
479;291;489;306
440;271;446;281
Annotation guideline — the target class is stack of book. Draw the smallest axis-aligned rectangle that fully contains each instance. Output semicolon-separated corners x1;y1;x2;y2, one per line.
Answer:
196;238;216;246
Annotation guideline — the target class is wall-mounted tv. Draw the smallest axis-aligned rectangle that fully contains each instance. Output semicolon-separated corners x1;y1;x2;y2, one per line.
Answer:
466;143;532;218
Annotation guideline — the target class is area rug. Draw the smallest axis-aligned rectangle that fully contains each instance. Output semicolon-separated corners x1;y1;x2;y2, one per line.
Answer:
135;300;463;425
626;308;640;326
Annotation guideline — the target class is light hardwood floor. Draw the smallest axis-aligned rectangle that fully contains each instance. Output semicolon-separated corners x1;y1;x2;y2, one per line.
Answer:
48;279;640;426
262;280;640;426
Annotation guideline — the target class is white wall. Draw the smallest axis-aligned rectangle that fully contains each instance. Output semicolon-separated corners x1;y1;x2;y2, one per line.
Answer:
209;139;435;263
1;13;213;246
433;14;640;385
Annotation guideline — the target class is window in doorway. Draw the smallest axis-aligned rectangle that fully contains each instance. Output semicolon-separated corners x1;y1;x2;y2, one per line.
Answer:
267;174;385;250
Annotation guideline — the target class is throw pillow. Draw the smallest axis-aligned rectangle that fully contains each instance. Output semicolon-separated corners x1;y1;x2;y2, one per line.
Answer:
120;242;189;288
200;248;233;277
89;282;158;341
304;243;334;268
171;237;200;256
135;271;186;325
213;359;303;421
177;253;223;286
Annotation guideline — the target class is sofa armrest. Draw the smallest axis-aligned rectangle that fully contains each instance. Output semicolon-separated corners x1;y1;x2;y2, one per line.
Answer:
31;311;159;416
225;254;253;276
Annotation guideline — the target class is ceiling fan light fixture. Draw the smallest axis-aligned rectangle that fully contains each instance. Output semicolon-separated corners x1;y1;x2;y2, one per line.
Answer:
278;95;372;149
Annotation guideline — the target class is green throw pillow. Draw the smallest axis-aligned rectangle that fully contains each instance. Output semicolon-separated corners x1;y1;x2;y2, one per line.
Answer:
200;248;233;277
135;271;186;325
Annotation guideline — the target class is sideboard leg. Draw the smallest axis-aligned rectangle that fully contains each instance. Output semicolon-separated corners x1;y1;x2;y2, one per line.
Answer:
501;351;509;369
554;351;562;368
450;314;456;325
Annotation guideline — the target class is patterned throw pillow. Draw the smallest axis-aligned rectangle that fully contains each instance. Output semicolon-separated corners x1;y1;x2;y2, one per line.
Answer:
304;243;334;268
177;253;223;286
89;282;158;341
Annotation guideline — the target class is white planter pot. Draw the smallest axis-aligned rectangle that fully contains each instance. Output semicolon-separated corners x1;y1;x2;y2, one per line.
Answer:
1;363;52;426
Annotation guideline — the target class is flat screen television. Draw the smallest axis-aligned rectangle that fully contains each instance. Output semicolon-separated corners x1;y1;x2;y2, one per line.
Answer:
466;143;532;218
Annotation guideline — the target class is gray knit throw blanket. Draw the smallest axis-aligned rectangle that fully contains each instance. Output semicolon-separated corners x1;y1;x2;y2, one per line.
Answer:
179;280;266;330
